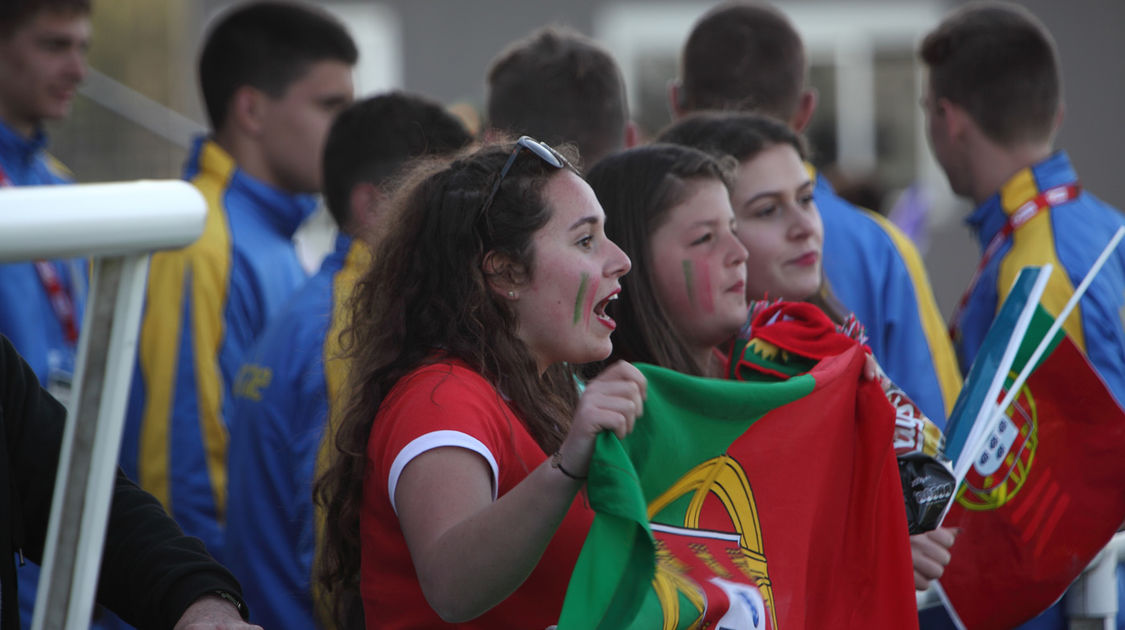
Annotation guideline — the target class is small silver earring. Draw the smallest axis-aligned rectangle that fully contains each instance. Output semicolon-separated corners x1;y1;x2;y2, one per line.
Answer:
507;290;515;298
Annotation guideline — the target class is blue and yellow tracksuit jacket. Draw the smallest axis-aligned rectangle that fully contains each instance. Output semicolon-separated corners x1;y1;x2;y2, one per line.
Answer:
0;120;85;388
815;172;962;426
223;233;367;629
122;136;316;561
955;151;1125;407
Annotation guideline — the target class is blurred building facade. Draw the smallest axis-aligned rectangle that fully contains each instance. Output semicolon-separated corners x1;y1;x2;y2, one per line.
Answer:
48;0;1125;317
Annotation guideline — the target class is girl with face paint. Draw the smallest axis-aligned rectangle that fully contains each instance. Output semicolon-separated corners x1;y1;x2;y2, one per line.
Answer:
585;144;750;378
314;138;644;629
656;111;848;324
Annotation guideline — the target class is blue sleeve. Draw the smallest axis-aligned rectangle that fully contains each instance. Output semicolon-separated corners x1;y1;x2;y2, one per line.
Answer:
868;226;958;427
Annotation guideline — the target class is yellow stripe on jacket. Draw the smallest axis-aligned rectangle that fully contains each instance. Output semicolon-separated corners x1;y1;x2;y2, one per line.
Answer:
313;239;371;629
996;168;1085;352
138;141;234;515
865;211;963;413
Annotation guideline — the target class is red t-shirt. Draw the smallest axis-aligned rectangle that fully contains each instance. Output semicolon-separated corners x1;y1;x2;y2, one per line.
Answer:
360;360;594;629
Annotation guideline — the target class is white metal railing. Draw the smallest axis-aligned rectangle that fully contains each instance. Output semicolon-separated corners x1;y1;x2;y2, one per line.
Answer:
78;69;204;150
0;181;205;630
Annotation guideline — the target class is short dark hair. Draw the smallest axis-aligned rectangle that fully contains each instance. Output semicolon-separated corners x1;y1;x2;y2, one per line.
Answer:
920;2;1060;146
321;92;472;230
657;110;808;164
586;144;733;377
679;2;806;121
487;26;628;168
198;1;358;131
0;0;90;36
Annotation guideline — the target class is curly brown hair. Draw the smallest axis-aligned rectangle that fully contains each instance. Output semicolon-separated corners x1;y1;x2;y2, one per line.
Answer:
312;140;581;627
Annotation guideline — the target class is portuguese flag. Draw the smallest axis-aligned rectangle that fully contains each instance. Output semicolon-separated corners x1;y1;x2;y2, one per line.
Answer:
938;305;1125;628
558;307;917;629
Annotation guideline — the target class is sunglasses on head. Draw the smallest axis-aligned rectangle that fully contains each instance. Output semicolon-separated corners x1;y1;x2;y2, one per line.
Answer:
478;136;570;219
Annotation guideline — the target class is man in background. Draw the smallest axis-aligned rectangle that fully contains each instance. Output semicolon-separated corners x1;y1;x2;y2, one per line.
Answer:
0;0;88;404
0;2;105;625
123;0;357;565
224;92;471;630
920;4;1125;628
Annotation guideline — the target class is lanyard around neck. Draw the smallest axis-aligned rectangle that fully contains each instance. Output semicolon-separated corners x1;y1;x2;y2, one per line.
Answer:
948;182;1081;344
0;161;81;345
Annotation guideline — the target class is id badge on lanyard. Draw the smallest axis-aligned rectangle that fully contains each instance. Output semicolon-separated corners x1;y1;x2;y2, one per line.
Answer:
0;161;82;407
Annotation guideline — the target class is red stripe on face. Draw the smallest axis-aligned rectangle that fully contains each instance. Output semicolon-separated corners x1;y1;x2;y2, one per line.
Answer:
695;257;714;314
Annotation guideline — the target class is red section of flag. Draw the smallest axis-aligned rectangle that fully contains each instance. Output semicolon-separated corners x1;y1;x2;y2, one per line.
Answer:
730;349;919;629
941;337;1125;629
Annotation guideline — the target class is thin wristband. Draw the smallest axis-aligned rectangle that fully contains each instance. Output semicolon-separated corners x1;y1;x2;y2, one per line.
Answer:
550;450;587;481
208;589;247;619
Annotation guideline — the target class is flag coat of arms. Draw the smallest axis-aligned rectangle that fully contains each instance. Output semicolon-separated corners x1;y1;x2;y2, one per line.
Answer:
558;343;918;629
938;309;1125;629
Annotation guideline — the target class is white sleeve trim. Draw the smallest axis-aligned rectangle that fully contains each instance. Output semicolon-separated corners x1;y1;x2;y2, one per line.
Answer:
387;430;499;515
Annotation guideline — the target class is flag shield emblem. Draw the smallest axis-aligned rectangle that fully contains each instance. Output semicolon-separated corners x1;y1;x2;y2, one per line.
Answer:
957;381;1038;510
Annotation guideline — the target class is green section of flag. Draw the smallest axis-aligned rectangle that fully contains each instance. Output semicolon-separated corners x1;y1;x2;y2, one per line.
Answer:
1009;306;1064;384
558;362;815;630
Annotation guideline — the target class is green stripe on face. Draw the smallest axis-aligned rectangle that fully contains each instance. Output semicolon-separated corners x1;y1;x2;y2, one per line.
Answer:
573;272;590;325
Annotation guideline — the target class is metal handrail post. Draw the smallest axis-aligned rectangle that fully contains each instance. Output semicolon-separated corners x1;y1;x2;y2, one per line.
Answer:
30;254;149;630
0;180;205;630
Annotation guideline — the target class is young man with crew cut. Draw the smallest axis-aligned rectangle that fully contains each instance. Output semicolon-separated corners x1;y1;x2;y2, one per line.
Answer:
123;0;357;567
920;4;1125;628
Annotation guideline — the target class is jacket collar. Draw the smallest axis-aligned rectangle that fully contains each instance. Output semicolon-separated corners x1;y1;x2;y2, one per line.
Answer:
184;135;318;238
0;118;48;173
965;150;1076;248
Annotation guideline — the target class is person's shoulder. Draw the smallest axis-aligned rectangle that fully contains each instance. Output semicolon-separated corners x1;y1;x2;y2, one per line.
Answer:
1046;190;1124;245
815;182;897;235
373;360;512;460
399;360;491;390
40;153;73;183
1073;190;1124;223
387;360;500;409
0;334;20;380
146;202;230;274
816;183;920;262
